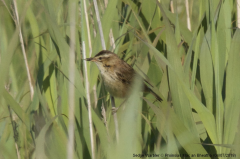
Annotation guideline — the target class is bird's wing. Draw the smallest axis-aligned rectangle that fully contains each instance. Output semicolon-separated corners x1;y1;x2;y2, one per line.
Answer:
115;61;135;85
115;60;155;87
115;60;162;102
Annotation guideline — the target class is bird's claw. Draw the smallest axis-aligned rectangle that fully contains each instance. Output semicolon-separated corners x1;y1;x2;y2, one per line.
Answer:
111;107;119;114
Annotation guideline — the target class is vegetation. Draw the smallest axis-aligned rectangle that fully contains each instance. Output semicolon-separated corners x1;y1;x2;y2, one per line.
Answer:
0;0;239;158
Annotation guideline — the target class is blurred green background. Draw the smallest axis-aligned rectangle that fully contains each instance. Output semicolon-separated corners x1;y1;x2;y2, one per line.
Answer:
0;0;240;158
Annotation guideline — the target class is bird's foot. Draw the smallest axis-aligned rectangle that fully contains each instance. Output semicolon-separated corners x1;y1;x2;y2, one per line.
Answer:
111;107;119;114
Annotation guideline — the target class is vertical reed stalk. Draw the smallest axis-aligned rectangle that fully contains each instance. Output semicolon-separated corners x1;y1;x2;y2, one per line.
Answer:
185;0;191;31
82;41;95;159
67;1;76;159
83;0;98;108
80;0;96;158
170;0;174;13
237;0;240;28
12;0;34;100
92;0;106;50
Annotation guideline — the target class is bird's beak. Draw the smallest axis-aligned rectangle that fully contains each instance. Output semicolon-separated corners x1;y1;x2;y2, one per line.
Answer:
84;57;95;62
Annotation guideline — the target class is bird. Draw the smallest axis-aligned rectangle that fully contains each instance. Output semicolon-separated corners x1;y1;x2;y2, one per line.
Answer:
85;50;163;102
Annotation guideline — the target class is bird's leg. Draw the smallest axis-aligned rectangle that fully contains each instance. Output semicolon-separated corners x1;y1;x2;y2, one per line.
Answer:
111;98;127;114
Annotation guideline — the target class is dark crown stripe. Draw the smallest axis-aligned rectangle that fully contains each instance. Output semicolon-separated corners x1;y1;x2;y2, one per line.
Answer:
95;50;113;57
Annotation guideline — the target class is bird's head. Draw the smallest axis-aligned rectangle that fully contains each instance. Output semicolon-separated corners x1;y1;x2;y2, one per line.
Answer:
85;50;119;70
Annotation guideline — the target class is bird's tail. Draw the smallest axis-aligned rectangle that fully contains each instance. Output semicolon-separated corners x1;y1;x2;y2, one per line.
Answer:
148;88;163;102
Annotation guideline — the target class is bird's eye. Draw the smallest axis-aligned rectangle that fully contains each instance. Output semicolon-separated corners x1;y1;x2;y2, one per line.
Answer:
99;57;102;60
